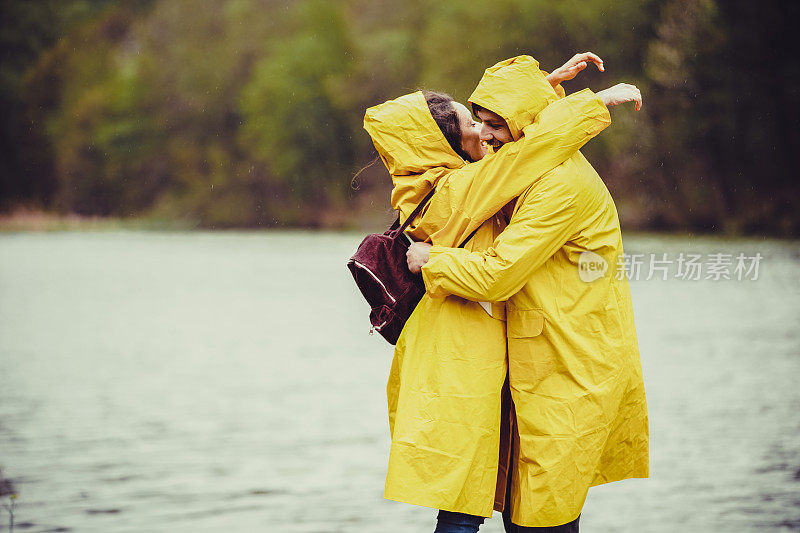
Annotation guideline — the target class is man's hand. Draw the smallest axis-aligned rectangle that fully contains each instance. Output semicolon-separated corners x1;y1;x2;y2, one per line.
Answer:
546;52;605;87
407;242;433;274
596;83;642;111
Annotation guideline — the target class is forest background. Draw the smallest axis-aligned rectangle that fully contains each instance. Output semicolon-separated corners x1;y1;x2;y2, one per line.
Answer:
1;0;797;236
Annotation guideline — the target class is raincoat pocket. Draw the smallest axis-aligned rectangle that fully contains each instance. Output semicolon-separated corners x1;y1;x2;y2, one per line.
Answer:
507;308;545;338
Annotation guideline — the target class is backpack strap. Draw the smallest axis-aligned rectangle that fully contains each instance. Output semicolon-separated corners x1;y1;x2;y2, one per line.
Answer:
394;186;484;249
394;187;437;238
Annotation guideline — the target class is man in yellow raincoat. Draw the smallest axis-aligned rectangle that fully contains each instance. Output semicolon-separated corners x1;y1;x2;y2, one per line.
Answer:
364;55;644;531
408;57;650;529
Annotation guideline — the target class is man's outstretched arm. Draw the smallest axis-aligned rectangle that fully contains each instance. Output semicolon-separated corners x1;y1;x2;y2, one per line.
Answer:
418;173;583;302
406;89;608;248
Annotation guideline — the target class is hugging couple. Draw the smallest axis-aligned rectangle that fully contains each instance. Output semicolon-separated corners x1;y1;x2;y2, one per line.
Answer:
362;53;649;532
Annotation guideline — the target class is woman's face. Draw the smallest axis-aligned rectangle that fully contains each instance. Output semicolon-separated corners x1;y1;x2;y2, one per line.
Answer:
453;102;487;162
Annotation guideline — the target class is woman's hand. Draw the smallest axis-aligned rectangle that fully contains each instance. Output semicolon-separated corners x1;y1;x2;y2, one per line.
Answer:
546;52;605;87
596;83;643;111
407;242;433;274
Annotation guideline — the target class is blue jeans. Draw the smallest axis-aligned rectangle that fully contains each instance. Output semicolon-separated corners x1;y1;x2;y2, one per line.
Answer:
434;510;485;532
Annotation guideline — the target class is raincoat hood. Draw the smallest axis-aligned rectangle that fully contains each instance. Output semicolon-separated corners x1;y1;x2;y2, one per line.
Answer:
363;91;465;176
468;55;559;141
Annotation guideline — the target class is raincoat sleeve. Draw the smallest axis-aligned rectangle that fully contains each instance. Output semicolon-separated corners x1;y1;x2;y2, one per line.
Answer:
539;69;566;99
420;172;582;302
408;89;607;247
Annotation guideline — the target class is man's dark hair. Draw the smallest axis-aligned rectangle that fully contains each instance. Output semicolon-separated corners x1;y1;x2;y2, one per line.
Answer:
422;90;471;161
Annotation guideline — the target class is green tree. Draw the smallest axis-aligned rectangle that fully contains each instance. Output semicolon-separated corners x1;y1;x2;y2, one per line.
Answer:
238;0;357;225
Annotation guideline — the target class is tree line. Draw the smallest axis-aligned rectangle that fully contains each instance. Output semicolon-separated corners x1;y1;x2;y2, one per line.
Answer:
1;0;797;235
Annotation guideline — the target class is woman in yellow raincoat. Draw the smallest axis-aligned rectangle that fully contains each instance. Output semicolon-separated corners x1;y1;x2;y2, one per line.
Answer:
408;57;650;529
363;55;642;531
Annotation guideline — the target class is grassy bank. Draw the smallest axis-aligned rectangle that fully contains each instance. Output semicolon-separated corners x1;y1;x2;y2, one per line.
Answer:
0;209;195;232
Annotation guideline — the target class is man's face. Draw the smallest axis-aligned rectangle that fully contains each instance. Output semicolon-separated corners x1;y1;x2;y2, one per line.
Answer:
475;107;513;150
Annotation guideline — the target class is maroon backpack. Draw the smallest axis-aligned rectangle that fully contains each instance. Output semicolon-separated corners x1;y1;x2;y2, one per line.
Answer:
347;188;477;344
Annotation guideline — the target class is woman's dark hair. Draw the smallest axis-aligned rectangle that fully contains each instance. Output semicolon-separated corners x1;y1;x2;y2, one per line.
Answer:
422;90;471;161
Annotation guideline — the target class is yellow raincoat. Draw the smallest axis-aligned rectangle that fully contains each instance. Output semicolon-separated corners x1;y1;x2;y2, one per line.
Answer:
363;57;613;517
420;57;650;526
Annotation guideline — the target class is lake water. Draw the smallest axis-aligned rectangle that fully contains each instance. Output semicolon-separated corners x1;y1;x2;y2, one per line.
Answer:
0;231;799;532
